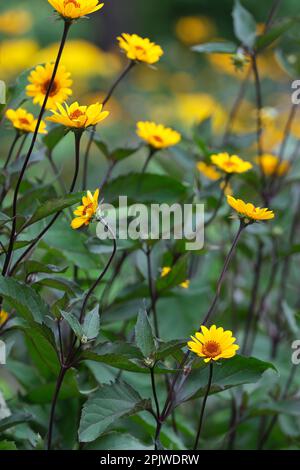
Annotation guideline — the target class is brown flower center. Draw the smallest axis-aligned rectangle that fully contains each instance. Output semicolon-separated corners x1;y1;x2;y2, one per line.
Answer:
83;203;94;216
153;135;163;144
64;0;80;7
19;118;30;125
69;109;85;120
202;340;221;358
41;80;59;97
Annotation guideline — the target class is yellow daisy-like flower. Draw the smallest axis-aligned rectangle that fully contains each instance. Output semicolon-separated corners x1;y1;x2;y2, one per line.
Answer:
0;310;9;327
188;325;239;363
161;266;189;289
0;9;32;35
47;101;109;129
48;0;104;20
6;108;47;134
256;154;290;177
211;153;253;174
26;63;72;110
117;33;163;65
71;189;99;229
227;195;275;222
137;121;181;149
197;161;221;181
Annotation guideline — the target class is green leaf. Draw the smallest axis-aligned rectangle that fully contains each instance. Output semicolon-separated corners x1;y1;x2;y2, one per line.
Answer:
251;399;300;418
156;256;188;292
192;41;237;54
43;125;67;151
0;413;32;433
25;369;79;404
232;0;257;48
178;356;276;404
84;432;152;450
0;276;49;324
0;440;17;450
156;339;186;361
79;380;151;442
61;310;83;340
256;19;295;51
83;306;100;340
103;173;189;204
282;301;299;334
94;137;138;161
135;309;156;358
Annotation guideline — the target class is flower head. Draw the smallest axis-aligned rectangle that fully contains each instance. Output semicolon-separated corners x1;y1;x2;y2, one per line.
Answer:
26;63;72;110
227;195;275;222
137;121;181;149
197;161;221;181
47;101;109;129
48;0;104;20
71;189;99;229
0;9;32;35
256;154;290;177
117;33;163;65
175;16;216;46
161;266;189;289
211;152;253;174
6;108;47;134
0;310;9;327
188;325;239;363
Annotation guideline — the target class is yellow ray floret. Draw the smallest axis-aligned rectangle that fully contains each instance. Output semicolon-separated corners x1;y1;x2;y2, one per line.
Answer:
0;310;9;327
6;108;47;134
188;325;239;363
161;266;189;289
227;195;275;221
71;189;99;229
47;101;109;129
211;152;253;174
117;33;163;65
197;161;221;181
137;121;181;149
48;0;104;20
256;153;290;177
26;63;72;110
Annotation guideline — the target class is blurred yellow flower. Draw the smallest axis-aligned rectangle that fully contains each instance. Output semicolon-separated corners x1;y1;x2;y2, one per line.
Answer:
227;195;275;221
137;121;181;149
48;0;104;20
47;101;109;129
175;15;216;46
35;40;121;79
71;189;99;229
208;53;250;79
188;325;239;363
0;40;39;79
26;63;73;110
197;161;221;181
220;180;233;197
0;310;9;327
0;9;32;35
161;267;189;289
256;154;290;177
211;153;252;174
118;33;163;65
6;108;47;134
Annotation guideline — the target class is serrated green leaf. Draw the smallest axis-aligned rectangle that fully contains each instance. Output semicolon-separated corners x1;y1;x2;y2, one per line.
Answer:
83;306;100;340
61;310;83;340
192;41;237;54
135;309;156;358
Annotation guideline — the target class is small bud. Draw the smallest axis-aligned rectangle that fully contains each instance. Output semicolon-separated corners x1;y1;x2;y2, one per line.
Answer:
144;357;155;368
231;51;249;71
81;335;88;344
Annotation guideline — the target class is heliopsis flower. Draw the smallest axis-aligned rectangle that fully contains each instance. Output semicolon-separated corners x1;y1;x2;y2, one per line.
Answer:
211;152;253;174
227;195;275;222
197;161;221;181
136;121;181;149
117;33;163;65
161;267;189;289
26;63;72;110
6;108;47;134
188;325;239;363
256;154;290;177
71;189;99;229
0;9;32;35
48;0;104;20
0;310;9;327
47;101;109;129
175;15;216;46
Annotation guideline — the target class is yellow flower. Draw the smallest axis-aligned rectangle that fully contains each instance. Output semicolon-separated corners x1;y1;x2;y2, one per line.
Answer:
136;121;181;149
211;152;253;174
188;325;239;363
48;0;104;20
47;101;109;129
0;40;39;80
26;63;73;110
117;33;163;65
197;162;221;181
220;181;233;197
175;16;216;46
6;108;47;134
71;189;99;229
0;310;9;327
256;154;290;177
227;195;275;222
0;9;32;35
161;266;189;289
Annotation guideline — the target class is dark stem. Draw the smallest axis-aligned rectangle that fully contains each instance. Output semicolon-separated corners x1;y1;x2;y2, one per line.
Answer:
193;362;214;450
3;132;20;169
150;367;160;421
14;134;28;162
251;53;264;159
141;147;155;174
205;176;229;228
47;366;68;450
46;149;68;194
8;131;81;276
2;20;71;277
145;245;159;337
101;160;117;188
